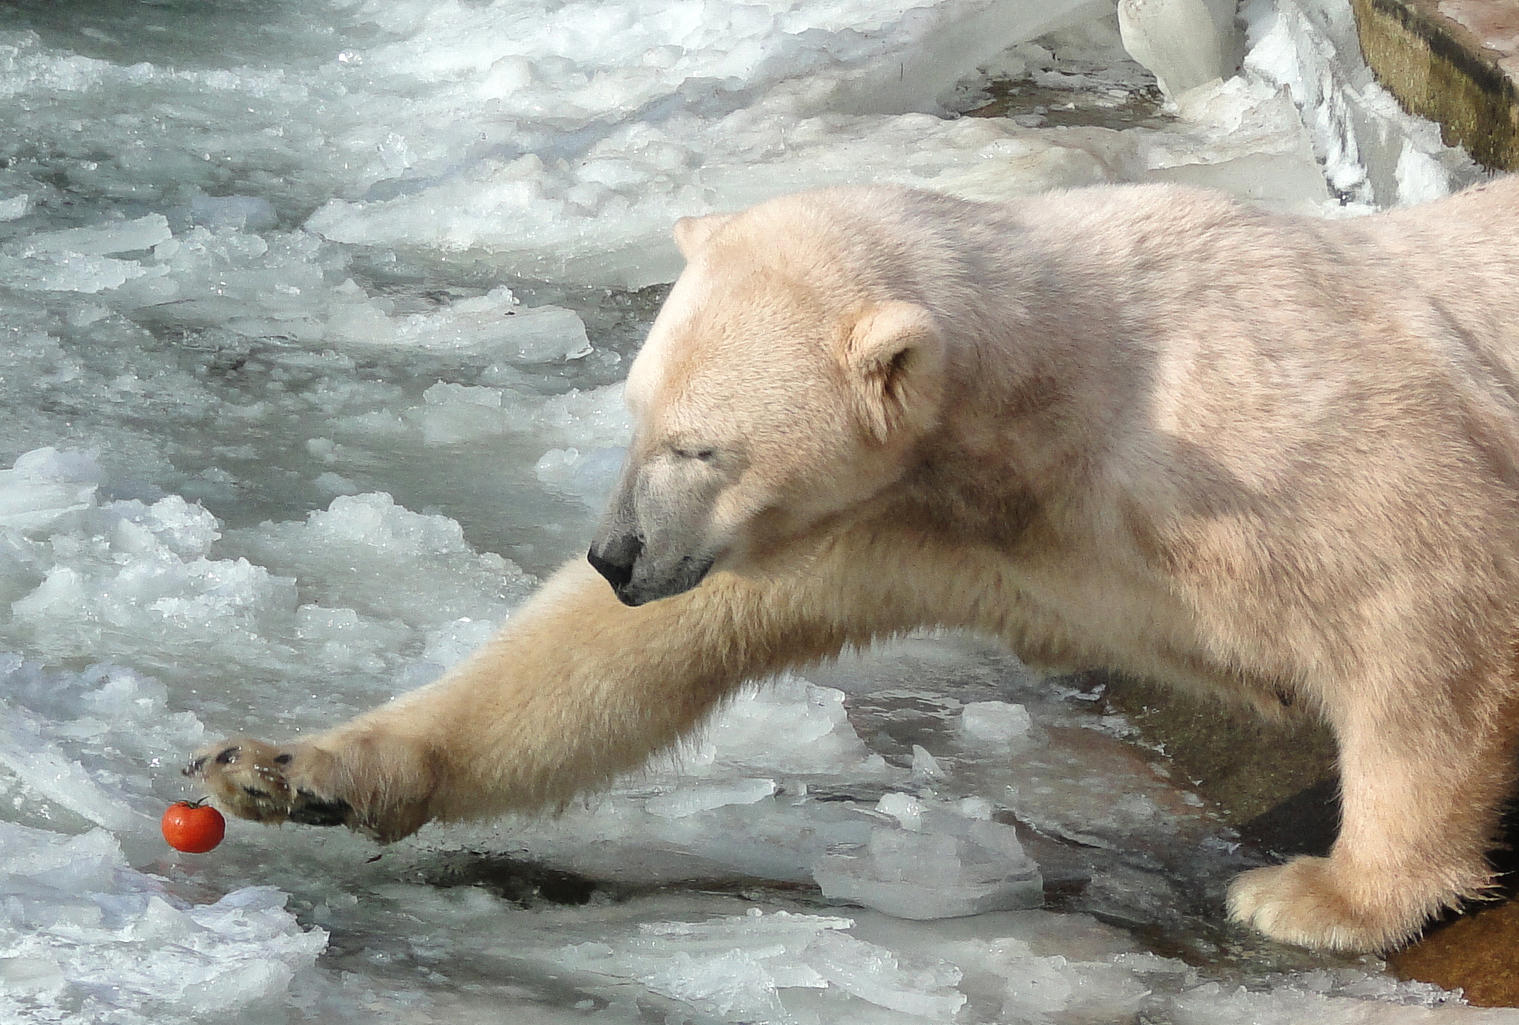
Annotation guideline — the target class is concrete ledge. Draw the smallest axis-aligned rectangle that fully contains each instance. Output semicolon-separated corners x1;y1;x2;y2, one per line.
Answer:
1350;0;1519;169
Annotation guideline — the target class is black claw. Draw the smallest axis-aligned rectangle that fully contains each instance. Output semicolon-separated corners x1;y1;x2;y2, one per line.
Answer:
289;794;351;827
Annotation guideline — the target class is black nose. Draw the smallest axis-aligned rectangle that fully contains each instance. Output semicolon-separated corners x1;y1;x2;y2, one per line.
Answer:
587;537;641;592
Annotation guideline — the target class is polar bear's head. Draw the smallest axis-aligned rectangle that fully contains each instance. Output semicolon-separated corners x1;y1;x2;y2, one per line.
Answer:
588;192;949;606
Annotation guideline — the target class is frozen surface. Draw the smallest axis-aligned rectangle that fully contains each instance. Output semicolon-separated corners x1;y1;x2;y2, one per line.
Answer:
1117;0;1243;98
0;0;1508;1021
812;795;1045;919
1238;0;1479;206
0;824;326;1025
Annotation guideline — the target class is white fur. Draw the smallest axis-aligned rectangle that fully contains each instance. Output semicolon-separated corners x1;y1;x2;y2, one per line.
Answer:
194;177;1519;952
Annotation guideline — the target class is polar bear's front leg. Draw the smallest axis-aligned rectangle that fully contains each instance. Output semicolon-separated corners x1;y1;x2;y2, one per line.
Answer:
187;555;859;842
1226;681;1513;951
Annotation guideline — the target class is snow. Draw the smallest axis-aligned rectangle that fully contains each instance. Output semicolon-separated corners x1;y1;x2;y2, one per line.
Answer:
0;0;1508;1020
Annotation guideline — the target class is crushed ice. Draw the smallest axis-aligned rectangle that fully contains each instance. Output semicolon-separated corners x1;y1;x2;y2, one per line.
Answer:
0;0;1503;1020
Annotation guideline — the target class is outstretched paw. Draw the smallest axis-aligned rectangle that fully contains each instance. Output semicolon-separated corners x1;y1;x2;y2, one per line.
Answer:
184;738;351;828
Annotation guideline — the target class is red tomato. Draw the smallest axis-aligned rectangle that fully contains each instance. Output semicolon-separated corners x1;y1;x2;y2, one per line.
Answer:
161;800;226;853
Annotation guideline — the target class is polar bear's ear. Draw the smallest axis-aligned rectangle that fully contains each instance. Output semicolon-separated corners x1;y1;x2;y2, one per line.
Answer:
673;213;736;258
843;301;946;444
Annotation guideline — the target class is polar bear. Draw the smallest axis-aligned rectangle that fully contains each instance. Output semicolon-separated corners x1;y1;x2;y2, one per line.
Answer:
190;178;1519;953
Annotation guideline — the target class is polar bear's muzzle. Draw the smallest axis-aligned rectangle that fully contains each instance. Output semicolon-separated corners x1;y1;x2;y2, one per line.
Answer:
588;446;733;606
587;534;715;607
586;535;641;596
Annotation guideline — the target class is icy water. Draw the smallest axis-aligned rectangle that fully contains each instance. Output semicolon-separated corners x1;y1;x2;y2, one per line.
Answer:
0;0;1510;1022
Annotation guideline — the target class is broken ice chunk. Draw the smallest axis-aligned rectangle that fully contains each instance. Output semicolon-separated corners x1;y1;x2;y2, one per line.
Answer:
959;700;1034;746
877;791;925;831
26;214;173;256
0;824;326;1020
999;942;1154;1022
653;674;893;780
805;929;968;1018
189;194;279;232
534;445;626;507
812;802;1043;919
1118;0;1241;97
0;447;101;532
554;909;968;1020
911;743;947;780
645;777;778;818
641;947;801;1019
389;288;592;360
0;706;151;832
0;251;158;293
